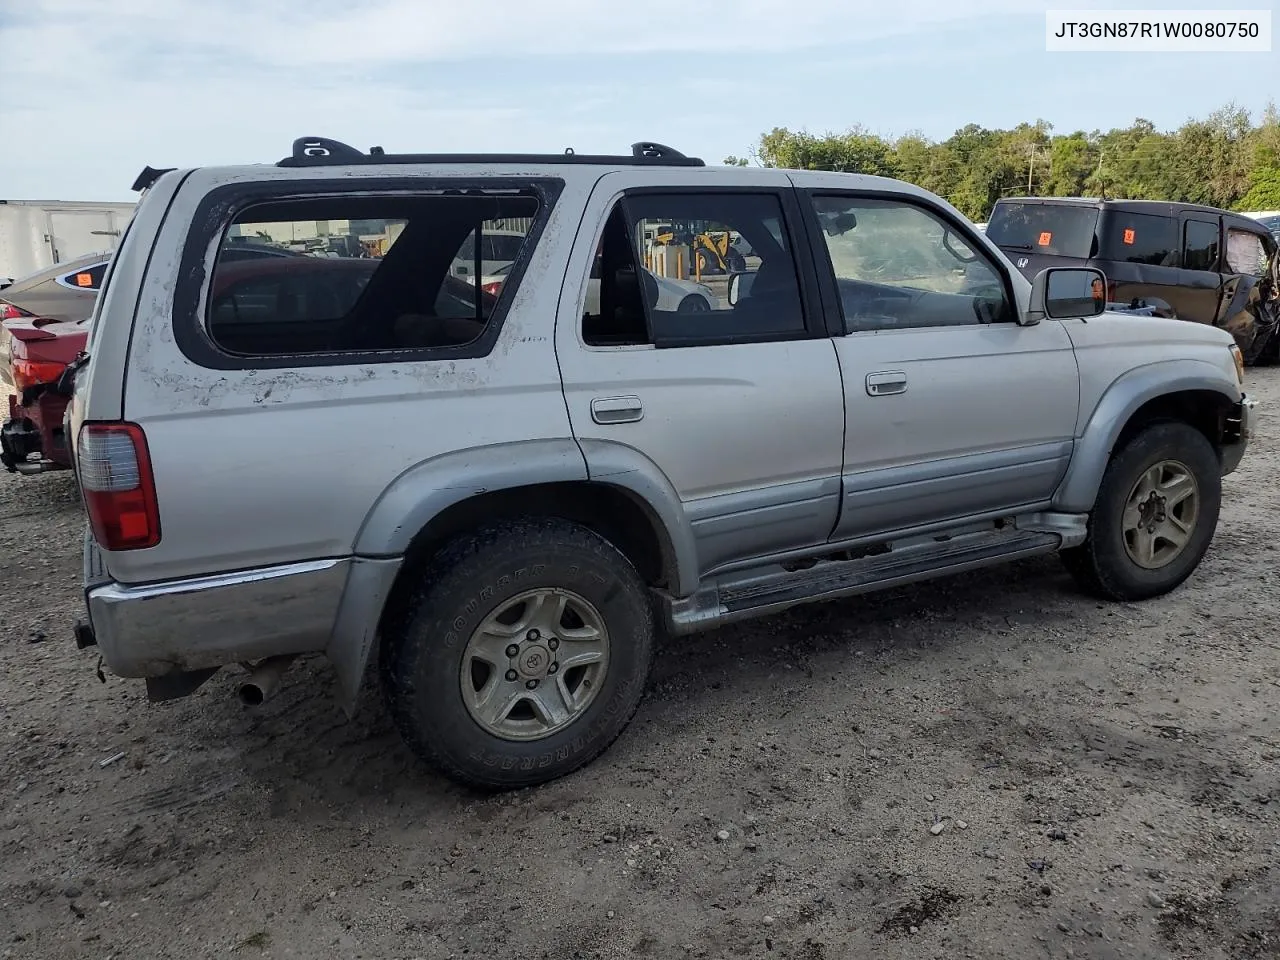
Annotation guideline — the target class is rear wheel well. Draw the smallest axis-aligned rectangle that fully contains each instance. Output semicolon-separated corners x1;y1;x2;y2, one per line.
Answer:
381;482;673;628
1112;390;1235;457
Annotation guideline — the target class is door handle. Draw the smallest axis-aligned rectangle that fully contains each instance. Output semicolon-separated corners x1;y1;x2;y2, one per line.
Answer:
865;371;907;396
591;395;644;424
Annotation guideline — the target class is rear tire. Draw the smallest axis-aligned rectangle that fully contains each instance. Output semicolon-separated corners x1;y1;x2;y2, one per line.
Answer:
380;518;654;790
1061;421;1221;601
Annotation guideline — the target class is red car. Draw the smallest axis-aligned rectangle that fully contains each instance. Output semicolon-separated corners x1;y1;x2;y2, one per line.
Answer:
2;250;494;473
0;314;86;472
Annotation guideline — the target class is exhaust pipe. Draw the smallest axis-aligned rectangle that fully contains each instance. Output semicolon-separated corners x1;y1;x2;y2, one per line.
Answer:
237;654;296;706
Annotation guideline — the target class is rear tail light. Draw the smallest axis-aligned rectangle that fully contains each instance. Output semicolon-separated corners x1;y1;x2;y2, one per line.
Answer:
76;423;160;550
481;280;504;298
1106;280;1118;303
0;302;31;320
12;359;66;393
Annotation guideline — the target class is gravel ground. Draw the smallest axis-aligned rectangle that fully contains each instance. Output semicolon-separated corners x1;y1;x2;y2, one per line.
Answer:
2;373;1279;960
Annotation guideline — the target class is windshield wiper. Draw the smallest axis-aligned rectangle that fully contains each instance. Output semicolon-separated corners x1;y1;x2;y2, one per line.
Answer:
999;242;1034;252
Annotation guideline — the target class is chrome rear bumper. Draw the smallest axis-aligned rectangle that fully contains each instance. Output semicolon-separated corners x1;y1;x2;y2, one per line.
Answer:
86;558;351;678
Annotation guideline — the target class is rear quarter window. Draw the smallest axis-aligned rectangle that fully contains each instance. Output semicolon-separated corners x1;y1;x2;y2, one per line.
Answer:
1099;212;1178;266
188;186;554;366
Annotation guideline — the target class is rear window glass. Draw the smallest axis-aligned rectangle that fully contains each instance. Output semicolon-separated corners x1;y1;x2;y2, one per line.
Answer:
1098;212;1178;266
206;193;541;357
985;202;1099;258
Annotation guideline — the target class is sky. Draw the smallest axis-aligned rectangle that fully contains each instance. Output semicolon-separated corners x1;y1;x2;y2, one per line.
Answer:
0;0;1277;200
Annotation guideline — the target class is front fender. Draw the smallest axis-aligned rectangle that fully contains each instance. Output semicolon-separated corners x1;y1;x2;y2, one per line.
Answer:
1053;359;1242;513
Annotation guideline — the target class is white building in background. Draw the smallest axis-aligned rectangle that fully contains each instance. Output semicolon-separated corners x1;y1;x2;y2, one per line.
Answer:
0;200;136;286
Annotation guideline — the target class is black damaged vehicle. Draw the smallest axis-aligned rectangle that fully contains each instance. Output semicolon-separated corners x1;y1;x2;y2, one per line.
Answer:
987;197;1280;363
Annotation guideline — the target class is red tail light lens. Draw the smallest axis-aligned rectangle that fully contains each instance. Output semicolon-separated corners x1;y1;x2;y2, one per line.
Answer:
12;359;66;393
0;302;31;320
76;423;161;550
481;280;504;298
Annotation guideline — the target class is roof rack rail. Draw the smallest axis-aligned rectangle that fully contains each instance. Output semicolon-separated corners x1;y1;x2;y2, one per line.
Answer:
277;136;705;168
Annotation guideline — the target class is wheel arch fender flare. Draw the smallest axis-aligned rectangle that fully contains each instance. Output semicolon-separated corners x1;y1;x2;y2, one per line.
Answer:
353;439;590;557
575;438;700;596
329;438;698;715
1053;359;1241;513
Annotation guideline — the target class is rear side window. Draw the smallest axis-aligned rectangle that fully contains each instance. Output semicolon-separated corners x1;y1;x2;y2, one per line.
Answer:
582;192;810;348
985;202;1099;258
1099;212;1177;266
1182;220;1219;272
204;192;542;358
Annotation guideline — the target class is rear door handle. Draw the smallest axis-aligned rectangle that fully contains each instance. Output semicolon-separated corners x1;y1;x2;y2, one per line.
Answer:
591;395;644;424
866;371;907;396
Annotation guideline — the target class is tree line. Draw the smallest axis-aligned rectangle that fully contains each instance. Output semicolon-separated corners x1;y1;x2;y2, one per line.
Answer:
725;103;1280;222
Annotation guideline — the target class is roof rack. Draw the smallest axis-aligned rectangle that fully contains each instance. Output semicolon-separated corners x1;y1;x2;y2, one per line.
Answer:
276;136;705;168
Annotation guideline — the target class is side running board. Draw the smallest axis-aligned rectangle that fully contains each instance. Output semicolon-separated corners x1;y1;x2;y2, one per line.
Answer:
663;527;1062;635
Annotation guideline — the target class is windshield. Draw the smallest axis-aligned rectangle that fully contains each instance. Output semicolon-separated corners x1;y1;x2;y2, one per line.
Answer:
986;202;1099;258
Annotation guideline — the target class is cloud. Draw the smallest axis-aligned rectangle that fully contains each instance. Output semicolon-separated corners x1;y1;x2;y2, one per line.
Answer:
7;0;1056;71
0;0;1214;198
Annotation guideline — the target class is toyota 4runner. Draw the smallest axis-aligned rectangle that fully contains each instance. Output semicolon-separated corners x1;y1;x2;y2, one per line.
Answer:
66;137;1255;789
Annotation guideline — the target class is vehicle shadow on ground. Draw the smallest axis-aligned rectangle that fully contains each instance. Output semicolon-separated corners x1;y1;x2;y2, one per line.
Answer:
196;554;1085;814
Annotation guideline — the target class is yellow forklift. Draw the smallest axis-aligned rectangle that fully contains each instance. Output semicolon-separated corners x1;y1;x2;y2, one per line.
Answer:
651;224;748;278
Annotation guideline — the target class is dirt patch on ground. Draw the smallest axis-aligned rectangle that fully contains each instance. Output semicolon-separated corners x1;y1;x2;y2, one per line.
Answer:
2;373;1279;959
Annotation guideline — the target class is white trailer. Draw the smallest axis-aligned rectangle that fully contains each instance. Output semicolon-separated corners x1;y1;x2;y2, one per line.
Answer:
0;200;136;287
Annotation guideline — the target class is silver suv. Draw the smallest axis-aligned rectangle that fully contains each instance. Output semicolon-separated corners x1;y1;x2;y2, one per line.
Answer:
67;137;1255;789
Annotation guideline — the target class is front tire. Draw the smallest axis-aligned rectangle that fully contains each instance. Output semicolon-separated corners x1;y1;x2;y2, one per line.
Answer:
1061;421;1221;601
677;294;711;314
380;518;654;790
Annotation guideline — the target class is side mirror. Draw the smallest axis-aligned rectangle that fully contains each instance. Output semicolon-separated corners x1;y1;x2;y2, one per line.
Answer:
1024;267;1106;325
727;271;755;306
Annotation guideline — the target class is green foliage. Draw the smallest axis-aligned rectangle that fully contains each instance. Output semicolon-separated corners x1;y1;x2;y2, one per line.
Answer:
744;102;1280;221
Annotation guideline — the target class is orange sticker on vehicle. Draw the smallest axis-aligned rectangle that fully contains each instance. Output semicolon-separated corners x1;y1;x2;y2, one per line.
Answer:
1038;231;1052;246
74;272;93;287
1122;228;1135;245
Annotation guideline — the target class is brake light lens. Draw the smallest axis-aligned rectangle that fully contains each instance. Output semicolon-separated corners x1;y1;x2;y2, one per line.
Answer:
76;423;160;550
481;280;503;298
0;302;31;320
12;358;66;393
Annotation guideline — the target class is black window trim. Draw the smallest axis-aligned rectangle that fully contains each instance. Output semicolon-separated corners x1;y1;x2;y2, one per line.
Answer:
172;176;564;371
606;185;829;349
797;187;1018;335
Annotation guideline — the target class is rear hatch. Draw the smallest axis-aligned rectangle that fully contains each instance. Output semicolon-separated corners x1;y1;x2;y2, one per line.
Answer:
986;200;1101;279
